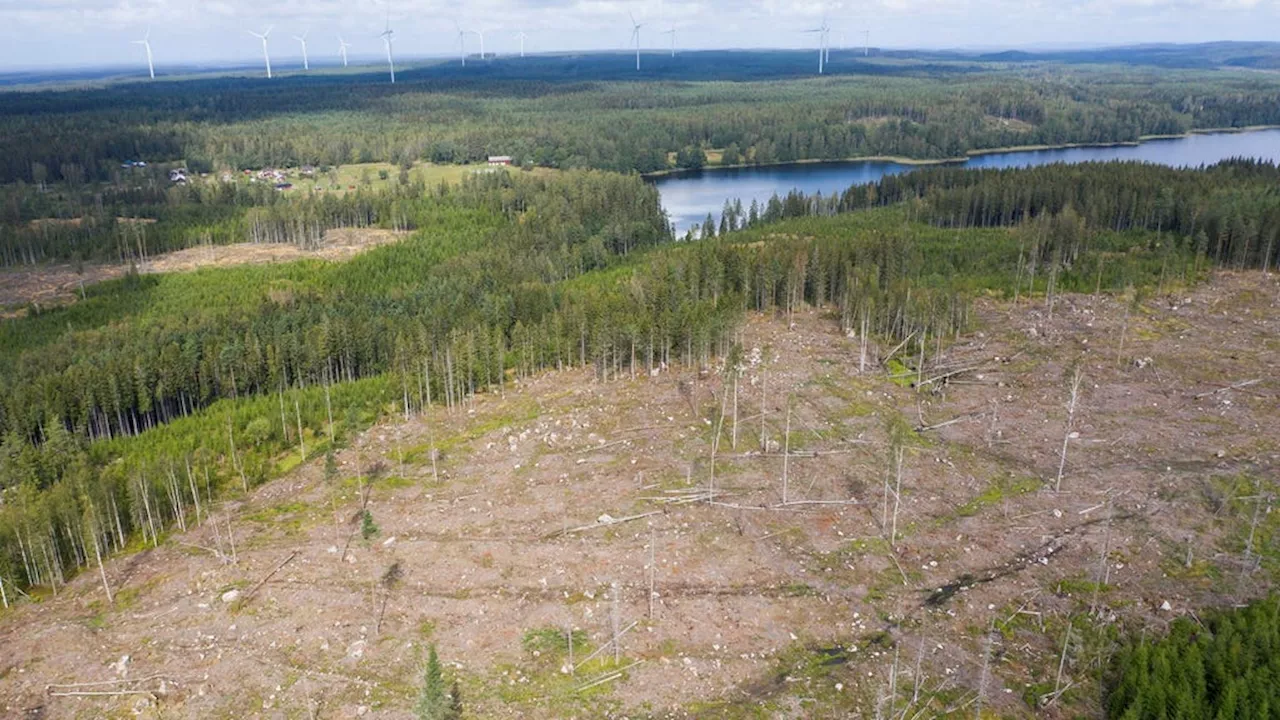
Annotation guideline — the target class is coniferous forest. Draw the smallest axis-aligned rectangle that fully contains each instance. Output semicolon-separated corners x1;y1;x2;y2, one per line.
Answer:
1;49;1279;718
1107;598;1280;719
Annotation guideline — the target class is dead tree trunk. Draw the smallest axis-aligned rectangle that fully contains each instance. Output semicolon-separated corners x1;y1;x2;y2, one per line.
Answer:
1056;366;1085;493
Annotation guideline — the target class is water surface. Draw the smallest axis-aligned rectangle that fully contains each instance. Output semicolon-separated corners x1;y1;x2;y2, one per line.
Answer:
653;128;1280;235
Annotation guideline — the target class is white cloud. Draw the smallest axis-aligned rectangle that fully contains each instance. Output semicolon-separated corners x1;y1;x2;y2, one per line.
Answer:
0;0;1276;69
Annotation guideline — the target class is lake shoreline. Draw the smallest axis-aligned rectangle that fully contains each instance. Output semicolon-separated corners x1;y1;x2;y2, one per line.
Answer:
643;125;1280;179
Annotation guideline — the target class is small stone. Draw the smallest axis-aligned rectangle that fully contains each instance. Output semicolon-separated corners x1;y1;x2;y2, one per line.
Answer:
220;590;241;604
1160;600;1173;612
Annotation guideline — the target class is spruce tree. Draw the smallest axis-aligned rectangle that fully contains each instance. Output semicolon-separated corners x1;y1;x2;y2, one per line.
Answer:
415;645;448;720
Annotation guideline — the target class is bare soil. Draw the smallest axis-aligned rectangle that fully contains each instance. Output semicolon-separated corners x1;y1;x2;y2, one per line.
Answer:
0;228;407;314
0;272;1276;719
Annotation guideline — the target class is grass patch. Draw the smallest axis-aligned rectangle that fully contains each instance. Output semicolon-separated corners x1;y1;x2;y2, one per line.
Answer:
403;400;541;464
956;476;1042;518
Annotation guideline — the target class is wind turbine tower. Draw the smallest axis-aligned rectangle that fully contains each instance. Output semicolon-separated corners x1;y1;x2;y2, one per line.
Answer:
249;27;274;78
293;31;310;70
662;25;675;57
804;22;828;74
338;36;351;67
132;29;155;79
455;23;468;66
517;30;527;58
468;29;486;59
821;18;831;67
381;28;396;82
863;29;870;57
629;13;644;71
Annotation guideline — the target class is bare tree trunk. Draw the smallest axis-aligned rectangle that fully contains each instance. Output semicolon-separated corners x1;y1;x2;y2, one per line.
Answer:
759;368;768;451
709;386;729;503
185;457;202;527
324;376;335;446
1091;503;1112;616
1053;617;1073;698
1240;478;1266;596
226;517;238;564
731;374;739;450
1056;366;1084;493
912;635;925;704
782;399;792;504
859;308;869;374
566;625;575;676
647;524;656;620
976;620;995;719
611;581;622;665
279;387;290;443
228;417;247;492
890;445;904;547
91;523;113;604
294;393;306;460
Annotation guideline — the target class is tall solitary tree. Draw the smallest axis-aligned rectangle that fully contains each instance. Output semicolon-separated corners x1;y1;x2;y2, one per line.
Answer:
416;644;458;720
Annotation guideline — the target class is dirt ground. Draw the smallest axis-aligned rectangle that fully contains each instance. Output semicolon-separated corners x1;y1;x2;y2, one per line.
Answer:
0;228;406;314
0;272;1276;719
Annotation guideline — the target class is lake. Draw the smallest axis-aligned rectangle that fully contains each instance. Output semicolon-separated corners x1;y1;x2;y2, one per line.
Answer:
652;128;1280;235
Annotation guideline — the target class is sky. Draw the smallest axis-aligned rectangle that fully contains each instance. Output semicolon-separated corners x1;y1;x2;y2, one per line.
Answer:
0;0;1277;70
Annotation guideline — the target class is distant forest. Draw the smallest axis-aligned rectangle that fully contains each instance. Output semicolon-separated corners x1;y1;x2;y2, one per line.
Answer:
2;52;1280;186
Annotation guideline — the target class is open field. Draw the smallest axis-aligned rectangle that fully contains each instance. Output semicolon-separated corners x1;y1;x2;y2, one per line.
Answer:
257;162;553;196
1;271;1276;718
0;227;409;316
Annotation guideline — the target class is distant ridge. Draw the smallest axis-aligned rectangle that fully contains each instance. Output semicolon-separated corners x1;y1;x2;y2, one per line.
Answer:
2;41;1278;89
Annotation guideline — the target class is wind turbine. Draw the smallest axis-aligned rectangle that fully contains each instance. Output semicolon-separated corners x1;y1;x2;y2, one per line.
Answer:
824;18;832;66
468;29;486;60
629;13;643;71
381;28;395;82
517;30;527;58
293;31;310;70
338;36;351;67
661;25;675;58
455;22;468;66
863;29;870;57
132;29;155;79
248;27;273;78
803;18;829;74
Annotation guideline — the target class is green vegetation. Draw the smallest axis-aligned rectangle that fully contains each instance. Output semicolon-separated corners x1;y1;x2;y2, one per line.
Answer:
3;157;1275;600
1106;597;1280;719
5;59;1274;192
361;509;379;540
2;57;1279;717
415;645;462;720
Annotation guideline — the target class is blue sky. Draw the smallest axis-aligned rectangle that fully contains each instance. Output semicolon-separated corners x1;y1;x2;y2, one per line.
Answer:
0;0;1277;70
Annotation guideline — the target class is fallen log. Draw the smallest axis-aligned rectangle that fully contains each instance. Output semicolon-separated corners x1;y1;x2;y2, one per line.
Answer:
243;551;298;603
